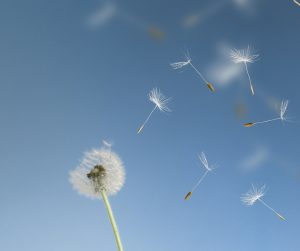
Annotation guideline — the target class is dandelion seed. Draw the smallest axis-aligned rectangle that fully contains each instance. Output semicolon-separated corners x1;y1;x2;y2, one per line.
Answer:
171;52;216;92
185;152;215;200
230;46;259;95
69;143;126;251
241;184;285;220
293;0;300;7
244;99;290;127
137;88;171;134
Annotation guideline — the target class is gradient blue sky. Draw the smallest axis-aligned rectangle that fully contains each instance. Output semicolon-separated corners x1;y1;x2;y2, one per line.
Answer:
1;0;300;250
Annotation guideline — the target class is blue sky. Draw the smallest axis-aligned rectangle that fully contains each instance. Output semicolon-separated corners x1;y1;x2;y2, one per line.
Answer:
1;0;300;250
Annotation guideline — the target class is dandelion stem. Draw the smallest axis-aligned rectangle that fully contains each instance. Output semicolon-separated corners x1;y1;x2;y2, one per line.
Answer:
189;62;209;85
258;198;285;221
100;189;124;251
191;170;209;192
138;105;157;133
244;62;254;95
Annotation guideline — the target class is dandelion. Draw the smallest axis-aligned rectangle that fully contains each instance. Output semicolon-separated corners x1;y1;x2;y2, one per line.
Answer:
137;88;171;134
184;152;215;200
241;184;285;220
170;51;216;92
244;99;290;127
230;46;259;95
69;143;126;251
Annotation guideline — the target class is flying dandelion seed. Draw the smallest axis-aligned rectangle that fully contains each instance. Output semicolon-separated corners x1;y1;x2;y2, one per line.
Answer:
293;0;300;7
171;52;216;92
244;99;290;127
241;184;285;220
230;46;259;95
137;88;171;134
185;152;215;200
69;143;125;251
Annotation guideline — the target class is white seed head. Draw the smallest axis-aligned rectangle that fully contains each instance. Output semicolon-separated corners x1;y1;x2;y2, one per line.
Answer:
241;184;266;206
230;46;259;64
69;146;125;199
280;99;289;120
170;52;192;69
149;88;172;112
198;152;213;171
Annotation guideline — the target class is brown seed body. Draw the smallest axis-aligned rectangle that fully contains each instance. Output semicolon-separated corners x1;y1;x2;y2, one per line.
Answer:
184;191;192;200
244;122;255;127
207;83;215;92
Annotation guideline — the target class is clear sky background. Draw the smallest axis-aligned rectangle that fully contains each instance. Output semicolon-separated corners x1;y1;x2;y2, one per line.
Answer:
1;0;300;250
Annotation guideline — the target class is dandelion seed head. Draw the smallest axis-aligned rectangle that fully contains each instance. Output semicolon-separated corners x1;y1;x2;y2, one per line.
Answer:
230;46;259;64
241;184;266;206
280;99;289;120
69;145;125;199
149;88;172;112
198;152;213;171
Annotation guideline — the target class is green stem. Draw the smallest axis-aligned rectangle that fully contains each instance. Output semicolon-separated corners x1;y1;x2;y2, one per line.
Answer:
100;189;124;251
